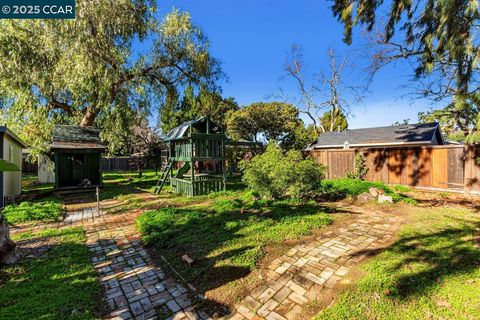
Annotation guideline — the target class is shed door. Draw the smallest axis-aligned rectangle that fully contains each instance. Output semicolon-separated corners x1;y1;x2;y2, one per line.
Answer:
58;154;73;188
72;154;86;185
86;153;100;185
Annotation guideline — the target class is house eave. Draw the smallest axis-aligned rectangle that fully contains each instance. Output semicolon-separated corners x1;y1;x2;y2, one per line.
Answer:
311;140;433;149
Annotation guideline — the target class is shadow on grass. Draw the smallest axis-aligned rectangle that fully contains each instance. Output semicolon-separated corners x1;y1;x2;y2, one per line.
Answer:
138;199;350;298
0;232;103;320
349;221;480;300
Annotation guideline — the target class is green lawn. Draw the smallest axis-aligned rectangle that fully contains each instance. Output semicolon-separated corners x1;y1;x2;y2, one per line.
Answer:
137;191;334;293
101;169;160;200
0;228;102;320
316;206;480;320
2;199;63;224
321;178;417;204
22;173;54;194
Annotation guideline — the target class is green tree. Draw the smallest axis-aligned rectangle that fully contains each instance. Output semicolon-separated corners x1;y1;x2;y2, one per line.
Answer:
159;85;238;133
226;102;302;144
320;108;348;132
0;5;222;158
282;124;318;150
418;95;480;141
331;0;480;134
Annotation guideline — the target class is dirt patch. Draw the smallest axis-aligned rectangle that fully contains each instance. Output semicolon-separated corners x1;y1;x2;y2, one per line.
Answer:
15;235;59;260
408;190;480;211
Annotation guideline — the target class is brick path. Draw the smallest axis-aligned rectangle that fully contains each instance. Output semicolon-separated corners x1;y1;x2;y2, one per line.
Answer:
229;205;403;320
84;209;202;320
12;193;205;320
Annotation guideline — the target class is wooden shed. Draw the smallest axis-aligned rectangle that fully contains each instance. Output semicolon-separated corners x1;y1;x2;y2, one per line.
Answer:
50;125;106;190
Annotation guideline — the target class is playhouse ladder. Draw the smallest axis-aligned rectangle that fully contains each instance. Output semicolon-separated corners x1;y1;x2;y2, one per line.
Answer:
154;159;174;194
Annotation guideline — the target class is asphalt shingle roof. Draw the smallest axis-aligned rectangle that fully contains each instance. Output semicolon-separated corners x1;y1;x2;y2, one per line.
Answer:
308;123;442;149
51;125;106;150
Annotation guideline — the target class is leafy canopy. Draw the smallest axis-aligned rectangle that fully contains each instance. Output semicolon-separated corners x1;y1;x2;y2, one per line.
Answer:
226;102;303;143
0;3;222;157
160;85;238;133
331;0;480;138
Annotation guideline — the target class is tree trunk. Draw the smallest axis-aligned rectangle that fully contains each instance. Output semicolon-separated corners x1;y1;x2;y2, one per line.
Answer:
80;107;97;126
0;215;18;265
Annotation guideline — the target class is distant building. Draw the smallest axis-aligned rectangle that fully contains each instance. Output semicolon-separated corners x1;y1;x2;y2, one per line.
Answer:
0;126;27;207
307;123;444;150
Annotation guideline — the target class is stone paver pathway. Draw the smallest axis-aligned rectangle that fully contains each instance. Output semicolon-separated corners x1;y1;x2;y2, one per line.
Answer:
229;205;403;320
12;192;205;320
85;209;202;320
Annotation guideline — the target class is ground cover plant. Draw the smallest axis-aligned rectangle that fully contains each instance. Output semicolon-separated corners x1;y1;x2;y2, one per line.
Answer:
136;191;333;295
316;206;480;320
0;228;102;320
2;198;63;224
320;178;416;204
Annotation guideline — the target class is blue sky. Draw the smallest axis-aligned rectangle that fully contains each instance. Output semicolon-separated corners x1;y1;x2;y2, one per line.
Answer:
153;0;439;129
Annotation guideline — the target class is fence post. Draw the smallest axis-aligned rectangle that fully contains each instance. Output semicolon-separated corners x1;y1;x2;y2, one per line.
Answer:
96;186;100;213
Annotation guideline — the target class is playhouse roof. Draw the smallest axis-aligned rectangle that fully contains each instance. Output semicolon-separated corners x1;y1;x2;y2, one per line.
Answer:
51;125;106;150
163;116;223;141
308;122;444;149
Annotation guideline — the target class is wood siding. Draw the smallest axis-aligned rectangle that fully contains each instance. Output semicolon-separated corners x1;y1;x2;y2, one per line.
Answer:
310;145;480;193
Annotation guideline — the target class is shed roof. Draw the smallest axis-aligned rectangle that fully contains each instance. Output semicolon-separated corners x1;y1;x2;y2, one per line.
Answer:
0;126;27;148
51;125;106;150
308;123;443;149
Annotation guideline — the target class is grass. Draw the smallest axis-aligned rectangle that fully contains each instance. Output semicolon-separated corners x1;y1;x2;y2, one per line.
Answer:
316;206;480;320
101;169;160;200
136;191;333;293
320;178;417;204
2;198;63;224
0;228;102;320
22;173;54;194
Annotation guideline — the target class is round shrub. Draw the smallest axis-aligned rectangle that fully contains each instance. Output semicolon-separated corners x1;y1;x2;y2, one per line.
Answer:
240;143;325;199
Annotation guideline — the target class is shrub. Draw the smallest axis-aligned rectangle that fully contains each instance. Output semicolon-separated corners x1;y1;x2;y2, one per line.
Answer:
346;152;368;180
240;143;325;199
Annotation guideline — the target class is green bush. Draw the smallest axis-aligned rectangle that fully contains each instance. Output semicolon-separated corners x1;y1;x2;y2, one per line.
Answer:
346;152;369;180
240;143;325;199
3;199;63;224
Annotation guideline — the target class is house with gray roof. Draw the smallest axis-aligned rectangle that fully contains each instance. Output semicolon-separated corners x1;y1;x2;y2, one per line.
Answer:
307;123;444;150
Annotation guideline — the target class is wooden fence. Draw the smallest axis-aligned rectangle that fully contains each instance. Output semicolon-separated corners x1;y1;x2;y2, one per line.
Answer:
101;157;162;172
310;145;480;193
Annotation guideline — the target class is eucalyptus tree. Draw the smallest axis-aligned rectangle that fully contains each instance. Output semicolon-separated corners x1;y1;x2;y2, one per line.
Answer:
0;2;222;157
331;0;480;135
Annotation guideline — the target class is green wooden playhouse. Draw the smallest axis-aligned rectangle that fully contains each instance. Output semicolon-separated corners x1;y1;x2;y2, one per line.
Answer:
154;117;228;196
50;125;106;190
